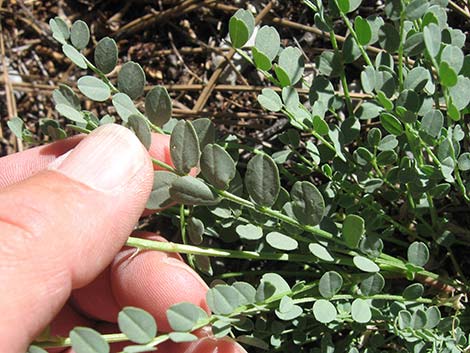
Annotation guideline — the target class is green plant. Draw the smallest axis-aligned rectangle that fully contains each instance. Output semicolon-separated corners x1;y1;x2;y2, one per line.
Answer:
20;1;470;352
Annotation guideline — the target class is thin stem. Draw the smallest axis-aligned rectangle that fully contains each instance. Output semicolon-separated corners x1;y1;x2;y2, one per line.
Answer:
151;157;177;173
126;237;319;263
339;12;373;67
329;30;353;115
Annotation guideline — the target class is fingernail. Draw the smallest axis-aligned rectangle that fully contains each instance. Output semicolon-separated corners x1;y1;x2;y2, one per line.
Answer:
49;124;148;191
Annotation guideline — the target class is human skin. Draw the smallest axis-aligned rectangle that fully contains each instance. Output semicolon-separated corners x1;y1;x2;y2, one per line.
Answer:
0;124;246;353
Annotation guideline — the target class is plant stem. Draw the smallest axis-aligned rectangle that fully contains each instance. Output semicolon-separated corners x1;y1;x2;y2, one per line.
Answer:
339;12;373;67
329;30;353;115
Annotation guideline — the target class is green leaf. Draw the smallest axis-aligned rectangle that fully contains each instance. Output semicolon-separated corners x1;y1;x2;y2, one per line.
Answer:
420;109;443;137
254;25;280;61
441;45;464;73
229;9;254;48
123;345;157;353
146;171;177;210
53;84;81;110
167;302;208;332
378;24;399;53
354;16;372;45
308;243;334;262
77;76;111;102
258;88;282;112
169;176;219;206
377;135;398;151
403;283;424;300
316;51;342;77
425;306;441;329
407;241;429;267
343;215;365;248
237;336;269;350
398;310;412;329
236;224;263;241
128;114;151;149
336;0;350;13
351;299;372;323
380;113;403;136
266;231;298;251
405;0;429;20
360;273;385;295
361;66;376;93
319;271;343;299
458;152;470;171
170;120;200;174
27;346;48;353
261;273;290;296
94;37;118;74
49;17;69;44
252;47;272;71
7;117;24;139
278;295;294;313
70;327;109;353
255;281;276;302
245;154;280;207
313;299;337;323
291;181;325;226
411;309;427;329
353;255;380;272
439;61;458;87
206;285;240;315
62;44;87;69
274;65;291;87
118;61;146;99
423;23;441;58
212;319;232;338
192;118;215;149
145;86;172;127
118;307;157;344
187;217;204;244
278;47;304;86
112;93;139;123
70;20;90;50
449;76;470;110
343;34;362;63
275;304;303;321
56;103;86;123
168;332;198;343
232;281;256;305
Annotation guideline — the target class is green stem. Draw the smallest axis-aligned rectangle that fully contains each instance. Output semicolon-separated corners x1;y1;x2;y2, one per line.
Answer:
83;57;119;94
329;30;353;115
151;157;177;173
339;11;373;67
126;237;319;263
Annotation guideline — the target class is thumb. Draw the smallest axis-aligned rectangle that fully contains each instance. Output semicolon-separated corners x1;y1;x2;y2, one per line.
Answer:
0;124;153;353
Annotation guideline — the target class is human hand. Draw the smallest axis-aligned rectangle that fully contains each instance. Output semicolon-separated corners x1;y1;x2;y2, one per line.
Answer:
0;124;246;353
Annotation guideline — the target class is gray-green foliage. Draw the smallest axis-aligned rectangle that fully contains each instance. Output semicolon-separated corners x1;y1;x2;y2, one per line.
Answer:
29;5;470;352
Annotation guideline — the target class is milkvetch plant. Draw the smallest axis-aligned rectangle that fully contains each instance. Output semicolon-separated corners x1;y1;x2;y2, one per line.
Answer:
18;1;470;352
